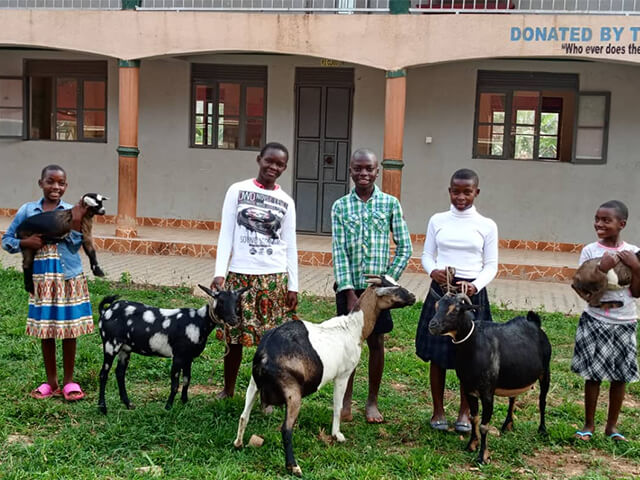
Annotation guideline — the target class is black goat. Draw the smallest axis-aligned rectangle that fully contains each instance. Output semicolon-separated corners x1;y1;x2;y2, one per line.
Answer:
16;193;107;293
428;291;551;465
233;275;416;477
97;284;248;414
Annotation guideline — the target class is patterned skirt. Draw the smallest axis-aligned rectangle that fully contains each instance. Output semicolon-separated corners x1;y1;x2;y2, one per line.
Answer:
215;271;294;347
415;278;493;370
571;312;639;383
27;245;94;339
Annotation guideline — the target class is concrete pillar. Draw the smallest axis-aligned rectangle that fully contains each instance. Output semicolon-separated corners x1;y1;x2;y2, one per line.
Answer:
382;69;406;200
115;60;140;238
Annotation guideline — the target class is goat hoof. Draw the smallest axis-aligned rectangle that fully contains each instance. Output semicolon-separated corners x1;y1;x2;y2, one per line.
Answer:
126;403;135;410
477;450;491;465
334;432;346;443
98;405;107;415
288;465;302;477
164;403;173;411
501;422;514;433
233;439;243;449
93;266;105;277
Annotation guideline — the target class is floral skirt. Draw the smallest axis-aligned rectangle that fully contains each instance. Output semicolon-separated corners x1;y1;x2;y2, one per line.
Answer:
215;271;293;347
26;245;94;339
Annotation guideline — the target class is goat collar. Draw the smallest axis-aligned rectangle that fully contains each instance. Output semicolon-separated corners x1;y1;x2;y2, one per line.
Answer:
451;320;475;345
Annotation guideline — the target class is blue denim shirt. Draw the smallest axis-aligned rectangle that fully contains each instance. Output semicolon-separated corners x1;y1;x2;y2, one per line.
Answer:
2;198;84;279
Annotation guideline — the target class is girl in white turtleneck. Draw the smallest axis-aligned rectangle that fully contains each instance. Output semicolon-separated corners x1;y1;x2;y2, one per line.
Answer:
415;168;498;434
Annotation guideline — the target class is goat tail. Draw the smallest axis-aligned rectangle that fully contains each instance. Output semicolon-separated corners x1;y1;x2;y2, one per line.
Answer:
526;310;542;327
99;295;120;316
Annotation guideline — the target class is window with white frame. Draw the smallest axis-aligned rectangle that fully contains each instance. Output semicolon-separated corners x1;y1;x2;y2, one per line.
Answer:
473;71;610;164
25;60;107;143
190;64;267;150
0;77;24;138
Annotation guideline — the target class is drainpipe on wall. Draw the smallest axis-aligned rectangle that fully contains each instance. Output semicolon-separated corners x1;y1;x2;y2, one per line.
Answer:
381;68;407;200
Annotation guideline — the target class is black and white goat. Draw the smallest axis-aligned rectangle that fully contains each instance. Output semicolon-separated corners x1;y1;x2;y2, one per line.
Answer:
16;193;107;293
233;275;416;477
97;284;248;414
428;291;551;465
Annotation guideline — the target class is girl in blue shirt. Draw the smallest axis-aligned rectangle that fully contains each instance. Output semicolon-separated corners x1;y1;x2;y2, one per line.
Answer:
2;165;93;401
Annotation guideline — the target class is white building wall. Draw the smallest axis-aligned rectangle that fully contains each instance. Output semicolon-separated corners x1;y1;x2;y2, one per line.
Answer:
136;54;385;221
403;59;640;243
2;50;639;244
0;51;118;207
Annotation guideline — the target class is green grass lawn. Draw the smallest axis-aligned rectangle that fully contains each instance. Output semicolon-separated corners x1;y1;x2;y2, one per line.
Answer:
1;265;640;479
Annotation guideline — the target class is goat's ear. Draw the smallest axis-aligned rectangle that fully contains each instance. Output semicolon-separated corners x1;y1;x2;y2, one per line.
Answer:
375;286;397;297
83;195;98;208
198;284;219;298
97;194;109;202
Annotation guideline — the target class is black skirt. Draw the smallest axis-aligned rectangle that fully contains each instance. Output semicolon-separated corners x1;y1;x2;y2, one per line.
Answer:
415;278;493;370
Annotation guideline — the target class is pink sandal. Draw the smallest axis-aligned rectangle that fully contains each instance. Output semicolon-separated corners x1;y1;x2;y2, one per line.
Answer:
62;382;85;402
30;383;61;399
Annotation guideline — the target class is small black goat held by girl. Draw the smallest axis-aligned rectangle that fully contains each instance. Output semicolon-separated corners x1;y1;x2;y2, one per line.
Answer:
16;192;108;293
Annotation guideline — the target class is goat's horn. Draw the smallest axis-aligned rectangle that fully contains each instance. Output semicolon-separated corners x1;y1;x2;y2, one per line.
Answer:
364;274;382;286
83;196;98;207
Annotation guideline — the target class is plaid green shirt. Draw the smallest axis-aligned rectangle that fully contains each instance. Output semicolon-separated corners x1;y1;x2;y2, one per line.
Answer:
331;185;412;292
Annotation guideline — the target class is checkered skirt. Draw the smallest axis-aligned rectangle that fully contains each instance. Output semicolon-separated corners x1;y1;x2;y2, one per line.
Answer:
571;312;639;383
415;279;493;370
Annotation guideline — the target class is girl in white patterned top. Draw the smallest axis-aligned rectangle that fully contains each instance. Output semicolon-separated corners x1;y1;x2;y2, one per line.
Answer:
572;200;640;443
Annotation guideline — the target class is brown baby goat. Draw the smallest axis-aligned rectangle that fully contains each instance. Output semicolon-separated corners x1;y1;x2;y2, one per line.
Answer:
571;251;640;308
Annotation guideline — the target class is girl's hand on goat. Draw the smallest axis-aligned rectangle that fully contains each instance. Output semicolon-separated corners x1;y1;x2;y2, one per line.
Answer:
597;253;618;272
211;276;225;290
430;269;448;285
287;291;298;312
456;281;477;296
20;234;44;250
70;201;88;231
618;251;640;271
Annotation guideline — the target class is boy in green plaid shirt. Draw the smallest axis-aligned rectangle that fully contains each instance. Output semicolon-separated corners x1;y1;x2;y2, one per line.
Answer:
331;148;412;423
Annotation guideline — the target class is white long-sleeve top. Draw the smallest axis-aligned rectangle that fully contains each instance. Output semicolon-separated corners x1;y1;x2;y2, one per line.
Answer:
421;205;498;292
214;179;298;291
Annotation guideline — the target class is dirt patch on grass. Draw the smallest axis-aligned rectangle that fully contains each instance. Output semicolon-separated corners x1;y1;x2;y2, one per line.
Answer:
188;384;220;396
6;434;34;446
623;393;640;409
526;448;640;479
387;345;408;353
390;381;409;393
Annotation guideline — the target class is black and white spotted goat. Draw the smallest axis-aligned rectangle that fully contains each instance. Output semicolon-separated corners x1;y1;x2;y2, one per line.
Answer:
428;290;551;465
233;274;416;477
97;284;248;414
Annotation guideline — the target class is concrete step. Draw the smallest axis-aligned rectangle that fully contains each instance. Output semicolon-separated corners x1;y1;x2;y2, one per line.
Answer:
0;217;580;283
